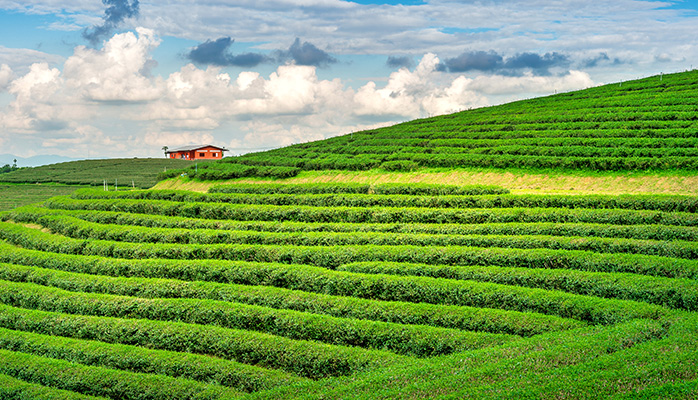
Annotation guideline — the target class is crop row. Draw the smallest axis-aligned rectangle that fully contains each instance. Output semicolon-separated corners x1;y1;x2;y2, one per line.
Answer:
0;371;108;400
11;206;698;242
208;182;510;196
0;327;303;393
29;213;698;260
0;279;512;357
0;347;242;400
336;262;698;311
2;222;697;280
223;153;698;172
41;197;698;227
0;230;673;324
0;303;400;380
69;189;698;213
0;260;582;337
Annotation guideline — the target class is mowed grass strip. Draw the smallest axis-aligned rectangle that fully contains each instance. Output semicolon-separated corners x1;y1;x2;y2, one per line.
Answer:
2;222;697;280
0;327;305;393
0;349;243;400
0;261;584;337
339;262;698;311
0;303;405;379
0;279;515;357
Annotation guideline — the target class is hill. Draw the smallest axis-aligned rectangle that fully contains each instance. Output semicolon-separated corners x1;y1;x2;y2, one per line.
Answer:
0;184;696;398
0;158;199;189
172;70;698;182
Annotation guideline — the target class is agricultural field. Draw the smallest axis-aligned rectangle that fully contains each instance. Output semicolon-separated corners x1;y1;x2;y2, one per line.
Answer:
0;182;696;399
0;184;86;212
0;158;197;189
171;70;698;180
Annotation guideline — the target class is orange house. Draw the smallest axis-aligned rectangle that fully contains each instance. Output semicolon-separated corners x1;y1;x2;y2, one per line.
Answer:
166;145;228;160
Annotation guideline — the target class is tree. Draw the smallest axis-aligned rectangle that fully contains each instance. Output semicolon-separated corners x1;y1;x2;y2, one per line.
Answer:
162;146;169;158
12;159;17;168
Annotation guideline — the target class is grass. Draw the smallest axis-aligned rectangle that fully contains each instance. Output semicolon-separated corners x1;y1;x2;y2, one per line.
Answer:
0;158;202;189
0;184;87;212
153;167;698;195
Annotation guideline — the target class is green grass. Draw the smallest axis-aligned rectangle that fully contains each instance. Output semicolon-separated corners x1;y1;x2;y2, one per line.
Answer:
160;70;698;181
0;158;200;189
0;184;86;212
0;182;696;398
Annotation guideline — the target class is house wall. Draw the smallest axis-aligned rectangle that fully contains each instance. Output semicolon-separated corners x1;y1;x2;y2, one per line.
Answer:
168;147;225;160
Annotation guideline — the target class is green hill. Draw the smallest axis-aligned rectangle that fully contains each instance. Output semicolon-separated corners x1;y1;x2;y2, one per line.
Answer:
177;70;698;181
0;158;197;189
0;184;697;398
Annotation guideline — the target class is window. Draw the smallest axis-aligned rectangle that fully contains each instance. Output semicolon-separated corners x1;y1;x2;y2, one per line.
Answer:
199;152;206;157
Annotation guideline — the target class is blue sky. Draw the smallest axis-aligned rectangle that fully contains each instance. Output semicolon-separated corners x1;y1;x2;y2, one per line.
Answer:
1;0;698;160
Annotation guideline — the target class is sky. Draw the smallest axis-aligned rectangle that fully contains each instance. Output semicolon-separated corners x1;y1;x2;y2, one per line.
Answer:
1;0;697;160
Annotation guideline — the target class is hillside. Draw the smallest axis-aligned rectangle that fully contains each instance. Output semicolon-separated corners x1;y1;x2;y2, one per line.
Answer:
0;158;198;188
173;70;698;182
0;184;696;398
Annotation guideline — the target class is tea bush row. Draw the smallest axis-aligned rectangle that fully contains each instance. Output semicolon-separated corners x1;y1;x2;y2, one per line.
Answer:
0;260;582;337
0;279;512;357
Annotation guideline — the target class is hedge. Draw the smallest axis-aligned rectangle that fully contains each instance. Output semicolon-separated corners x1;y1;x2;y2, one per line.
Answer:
0;260;584;337
0;279;514;357
0;303;402;379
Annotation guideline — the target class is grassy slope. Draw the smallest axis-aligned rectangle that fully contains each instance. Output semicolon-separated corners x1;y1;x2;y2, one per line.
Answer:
155;168;698;195
171;70;698;183
0;184;86;212
0;158;198;189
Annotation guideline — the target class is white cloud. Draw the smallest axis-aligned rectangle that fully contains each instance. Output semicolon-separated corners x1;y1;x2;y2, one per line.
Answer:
0;27;597;158
63;28;163;102
0;63;13;91
0;46;64;75
466;70;595;95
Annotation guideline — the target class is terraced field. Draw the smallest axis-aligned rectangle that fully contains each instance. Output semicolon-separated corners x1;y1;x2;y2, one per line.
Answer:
0;183;696;399
173;70;698;180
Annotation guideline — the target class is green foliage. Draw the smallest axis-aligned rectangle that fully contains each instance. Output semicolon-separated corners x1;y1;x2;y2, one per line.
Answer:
0;260;584;337
0;158;195;188
1;172;697;397
169;70;698;179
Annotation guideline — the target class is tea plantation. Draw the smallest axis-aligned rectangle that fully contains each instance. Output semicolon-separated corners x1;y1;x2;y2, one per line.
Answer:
0;70;697;399
0;182;696;398
171;70;698;180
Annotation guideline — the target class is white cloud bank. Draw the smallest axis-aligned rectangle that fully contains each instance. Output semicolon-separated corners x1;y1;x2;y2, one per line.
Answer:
0;28;594;158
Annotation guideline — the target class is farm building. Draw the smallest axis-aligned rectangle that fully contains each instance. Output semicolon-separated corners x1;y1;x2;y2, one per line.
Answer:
165;145;228;160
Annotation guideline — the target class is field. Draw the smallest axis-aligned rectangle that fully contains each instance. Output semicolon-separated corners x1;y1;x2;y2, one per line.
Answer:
0;184;86;212
168;70;698;180
0;182;696;399
0;70;697;399
0;158;197;189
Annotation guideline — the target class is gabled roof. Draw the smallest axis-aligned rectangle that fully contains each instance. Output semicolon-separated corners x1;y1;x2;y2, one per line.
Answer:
165;144;229;153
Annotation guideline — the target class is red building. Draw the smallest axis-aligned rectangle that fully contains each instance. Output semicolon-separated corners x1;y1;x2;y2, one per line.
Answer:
166;145;228;160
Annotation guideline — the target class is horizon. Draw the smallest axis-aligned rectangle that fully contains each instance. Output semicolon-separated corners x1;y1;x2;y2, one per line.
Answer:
2;0;698;160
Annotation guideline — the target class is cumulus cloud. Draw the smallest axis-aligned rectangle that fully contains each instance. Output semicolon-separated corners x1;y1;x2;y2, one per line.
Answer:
275;38;337;67
355;53;489;117
83;0;140;45
0;64;13;91
186;37;270;68
1;28;596;158
64;28;163;102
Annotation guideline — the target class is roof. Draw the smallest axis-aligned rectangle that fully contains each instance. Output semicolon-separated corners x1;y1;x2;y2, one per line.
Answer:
165;144;229;153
